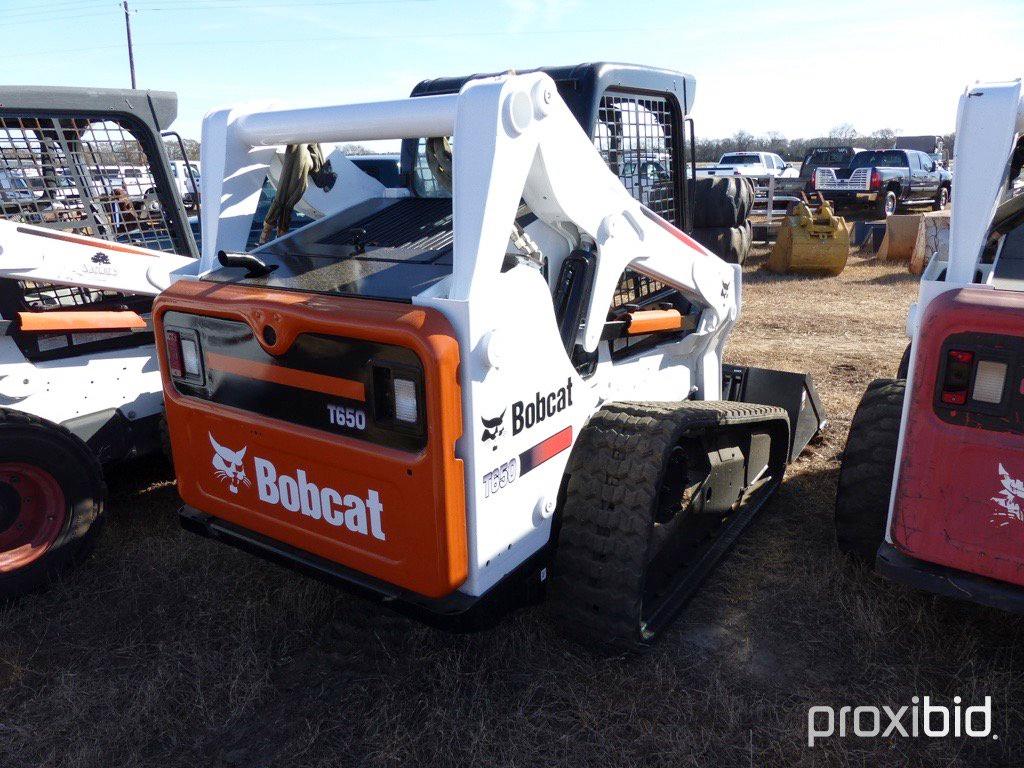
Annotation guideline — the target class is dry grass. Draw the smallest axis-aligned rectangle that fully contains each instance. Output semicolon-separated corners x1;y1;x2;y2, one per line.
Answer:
2;247;1023;767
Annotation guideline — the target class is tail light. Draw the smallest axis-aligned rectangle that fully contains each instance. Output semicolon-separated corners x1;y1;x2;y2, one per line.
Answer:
164;328;203;381
940;349;973;405
808;172;816;190
165;330;184;378
870;170;882;190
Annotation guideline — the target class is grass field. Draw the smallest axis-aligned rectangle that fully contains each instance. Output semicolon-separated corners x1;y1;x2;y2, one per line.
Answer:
2;246;1023;767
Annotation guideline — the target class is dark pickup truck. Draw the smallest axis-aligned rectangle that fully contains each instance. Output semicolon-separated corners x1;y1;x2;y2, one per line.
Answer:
812;148;952;218
800;145;865;182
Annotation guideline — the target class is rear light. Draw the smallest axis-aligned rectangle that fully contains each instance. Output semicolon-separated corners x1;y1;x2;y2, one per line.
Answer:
808;172;816;190
870;170;882;190
180;337;201;377
165;330;184;378
940;349;974;406
372;363;422;431
973;360;1008;404
392;378;418;423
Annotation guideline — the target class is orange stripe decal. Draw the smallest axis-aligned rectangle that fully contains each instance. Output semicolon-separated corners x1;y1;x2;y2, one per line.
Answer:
16;226;162;256
205;351;366;402
18;310;147;332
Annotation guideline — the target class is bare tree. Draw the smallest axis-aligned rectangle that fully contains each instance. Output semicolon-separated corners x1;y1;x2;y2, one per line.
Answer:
730;130;754;152
827;123;858;144
340;143;374;156
164;137;200;161
867;128;898;149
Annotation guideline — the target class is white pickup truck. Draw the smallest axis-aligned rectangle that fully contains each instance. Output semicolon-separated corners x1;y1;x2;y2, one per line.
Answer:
700;151;798;179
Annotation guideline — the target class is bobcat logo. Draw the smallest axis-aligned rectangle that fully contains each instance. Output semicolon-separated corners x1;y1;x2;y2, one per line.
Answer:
992;463;1024;526
480;410;505;451
210;433;251;494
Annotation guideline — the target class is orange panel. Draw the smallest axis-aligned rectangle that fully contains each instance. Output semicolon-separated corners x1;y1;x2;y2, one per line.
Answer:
154;281;467;598
18;310;147;332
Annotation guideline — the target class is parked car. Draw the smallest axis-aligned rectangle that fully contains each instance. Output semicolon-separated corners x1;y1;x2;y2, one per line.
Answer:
813;148;952;218
701;151;797;179
617;154;672;206
169;160;201;205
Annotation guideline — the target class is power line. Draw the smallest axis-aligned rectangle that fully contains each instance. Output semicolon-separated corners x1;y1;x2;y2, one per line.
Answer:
2;6;117;23
0;25;645;61
2;4;117;23
2;10;121;29
0;44;124;63
134;0;434;9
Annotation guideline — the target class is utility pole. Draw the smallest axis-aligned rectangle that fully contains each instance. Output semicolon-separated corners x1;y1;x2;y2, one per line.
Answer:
123;0;137;89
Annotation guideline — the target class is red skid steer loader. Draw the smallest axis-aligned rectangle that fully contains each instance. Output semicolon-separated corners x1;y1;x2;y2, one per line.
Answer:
836;78;1024;611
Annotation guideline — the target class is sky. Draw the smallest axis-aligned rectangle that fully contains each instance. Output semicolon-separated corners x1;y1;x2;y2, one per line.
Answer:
2;0;1022;144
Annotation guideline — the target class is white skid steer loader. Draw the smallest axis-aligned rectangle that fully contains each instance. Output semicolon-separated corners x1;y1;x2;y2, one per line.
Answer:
0;87;197;597
157;64;824;650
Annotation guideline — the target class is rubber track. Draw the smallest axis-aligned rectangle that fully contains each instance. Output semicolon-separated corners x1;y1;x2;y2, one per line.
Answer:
549;399;788;652
835;378;906;562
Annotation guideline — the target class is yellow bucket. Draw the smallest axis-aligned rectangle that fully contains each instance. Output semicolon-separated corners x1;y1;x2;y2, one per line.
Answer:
768;200;850;276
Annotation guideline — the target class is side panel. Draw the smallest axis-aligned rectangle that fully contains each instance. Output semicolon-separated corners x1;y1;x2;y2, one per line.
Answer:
155;280;467;598
892;288;1024;586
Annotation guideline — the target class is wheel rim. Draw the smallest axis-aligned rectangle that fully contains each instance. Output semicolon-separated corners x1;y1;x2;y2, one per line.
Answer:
0;463;66;573
885;195;896;216
940;189;948;207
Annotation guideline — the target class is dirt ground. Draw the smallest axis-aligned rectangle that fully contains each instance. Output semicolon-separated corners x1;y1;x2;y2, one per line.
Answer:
3;246;1023;768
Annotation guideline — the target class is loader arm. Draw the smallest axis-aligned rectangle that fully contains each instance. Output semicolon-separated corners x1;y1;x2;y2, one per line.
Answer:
200;73;738;396
0;218;197;299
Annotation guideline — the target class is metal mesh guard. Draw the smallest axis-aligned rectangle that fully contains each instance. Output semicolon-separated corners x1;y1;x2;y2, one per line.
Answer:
0;114;182;314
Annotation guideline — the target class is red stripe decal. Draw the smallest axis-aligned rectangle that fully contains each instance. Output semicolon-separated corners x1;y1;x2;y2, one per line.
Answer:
640;206;710;254
520;427;573;475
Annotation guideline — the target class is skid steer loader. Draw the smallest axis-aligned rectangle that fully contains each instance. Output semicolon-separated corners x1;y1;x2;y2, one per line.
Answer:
835;78;1024;612
157;64;824;649
0;86;198;597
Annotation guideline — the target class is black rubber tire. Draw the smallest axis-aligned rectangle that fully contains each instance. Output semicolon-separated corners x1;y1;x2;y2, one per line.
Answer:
549;399;788;652
874;189;898;220
896;343;912;379
692;220;751;264
690;177;753;228
835;379;906;563
0;408;106;598
933;185;950;211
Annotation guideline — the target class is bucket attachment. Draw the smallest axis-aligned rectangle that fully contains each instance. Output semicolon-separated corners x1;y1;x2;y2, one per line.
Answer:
768;194;850;275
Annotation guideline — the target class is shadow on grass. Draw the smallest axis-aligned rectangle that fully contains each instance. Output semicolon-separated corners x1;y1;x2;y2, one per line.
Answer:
2;448;1022;768
847;268;921;286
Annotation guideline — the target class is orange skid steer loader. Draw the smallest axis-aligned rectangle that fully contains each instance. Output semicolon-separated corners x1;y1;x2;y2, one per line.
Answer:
157;64;823;650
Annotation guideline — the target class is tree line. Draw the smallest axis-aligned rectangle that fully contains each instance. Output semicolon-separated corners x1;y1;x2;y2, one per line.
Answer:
693;125;956;163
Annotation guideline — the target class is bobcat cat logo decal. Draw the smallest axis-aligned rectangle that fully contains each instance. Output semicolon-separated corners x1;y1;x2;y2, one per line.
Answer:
210;433;251;494
992;463;1024;526
480;410;505;451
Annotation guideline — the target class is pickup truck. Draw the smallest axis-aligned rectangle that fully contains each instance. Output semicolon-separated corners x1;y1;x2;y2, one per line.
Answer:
800;146;865;182
813;148;952;218
700;151;798;179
